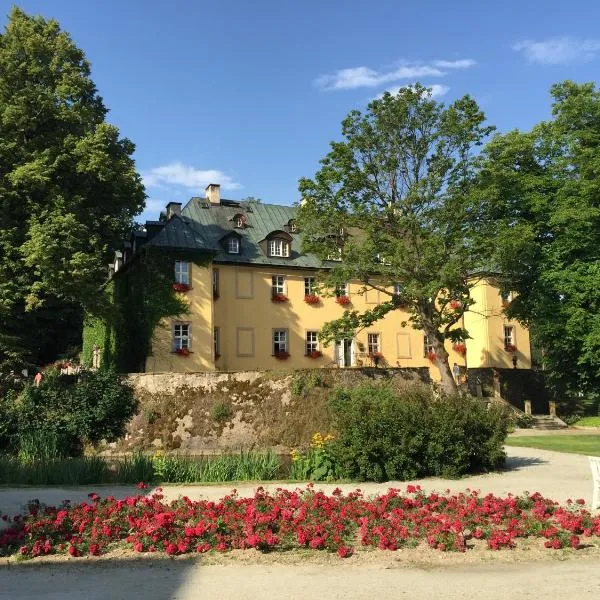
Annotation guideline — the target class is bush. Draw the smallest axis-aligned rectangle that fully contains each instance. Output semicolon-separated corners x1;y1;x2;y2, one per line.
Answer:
2;368;137;457
328;384;510;481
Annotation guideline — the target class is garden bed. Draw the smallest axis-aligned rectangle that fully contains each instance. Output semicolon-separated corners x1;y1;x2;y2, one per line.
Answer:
2;485;599;561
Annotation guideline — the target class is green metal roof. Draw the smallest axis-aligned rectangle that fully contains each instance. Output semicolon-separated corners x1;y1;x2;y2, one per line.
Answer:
177;198;328;269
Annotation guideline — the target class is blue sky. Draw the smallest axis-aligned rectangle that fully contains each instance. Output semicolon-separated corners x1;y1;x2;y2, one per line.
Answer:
3;1;600;221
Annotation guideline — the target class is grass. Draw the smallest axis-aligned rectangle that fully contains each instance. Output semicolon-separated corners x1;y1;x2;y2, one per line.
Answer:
572;416;600;427
506;434;600;456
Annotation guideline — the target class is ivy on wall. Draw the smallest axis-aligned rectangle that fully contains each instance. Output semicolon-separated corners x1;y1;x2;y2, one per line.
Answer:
81;248;211;372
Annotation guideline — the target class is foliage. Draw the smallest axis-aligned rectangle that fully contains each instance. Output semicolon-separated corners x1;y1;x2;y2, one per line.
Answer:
0;8;145;370
1;368;137;456
298;84;494;392
211;402;233;424
290;371;324;397
290;432;338;481
328;383;509;481
474;81;600;401
2;487;597;559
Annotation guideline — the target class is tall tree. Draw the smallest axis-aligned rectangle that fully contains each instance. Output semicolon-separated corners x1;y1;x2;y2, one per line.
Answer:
0;8;145;368
298;84;494;393
474;81;600;399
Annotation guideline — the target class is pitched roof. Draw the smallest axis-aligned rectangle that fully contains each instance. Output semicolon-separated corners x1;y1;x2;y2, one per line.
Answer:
144;214;213;251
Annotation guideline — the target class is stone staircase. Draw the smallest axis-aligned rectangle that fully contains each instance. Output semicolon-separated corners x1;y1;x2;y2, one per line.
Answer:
531;414;568;430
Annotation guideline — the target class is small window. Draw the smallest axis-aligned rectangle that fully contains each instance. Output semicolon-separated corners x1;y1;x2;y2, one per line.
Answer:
212;268;219;297
272;275;286;296
327;247;342;261
268;239;289;257
304;276;316;296
424;335;434;357
393;282;403;296
367;333;381;355
174;261;190;285
501;291;514;306
228;237;240;254
504;326;515;349
289;220;298;233
173;323;191;351
305;331;319;355
234;214;246;228
213;327;220;357
273;329;288;355
335;283;349;297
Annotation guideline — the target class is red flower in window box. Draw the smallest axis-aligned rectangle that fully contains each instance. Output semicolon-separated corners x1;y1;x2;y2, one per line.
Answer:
504;344;517;353
426;351;437;362
175;347;190;356
307;350;322;359
449;300;461;310
453;343;467;355
304;294;320;305
272;294;288;303
274;351;290;360
173;283;191;292
336;295;350;306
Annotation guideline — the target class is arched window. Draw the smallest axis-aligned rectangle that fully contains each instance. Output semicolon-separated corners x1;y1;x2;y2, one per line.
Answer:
261;231;293;258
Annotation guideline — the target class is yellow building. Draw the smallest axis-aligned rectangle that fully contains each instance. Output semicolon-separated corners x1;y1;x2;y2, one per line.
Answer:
115;184;531;377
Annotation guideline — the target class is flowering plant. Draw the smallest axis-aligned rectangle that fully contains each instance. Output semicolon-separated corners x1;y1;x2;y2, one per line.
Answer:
304;294;320;305
505;344;517;353
274;351;290;360
175;347;190;357
172;283;191;292
2;487;597;561
307;350;322;359
271;294;288;303
369;351;383;359
449;299;461;310
336;295;350;306
426;351;437;362
453;343;467;355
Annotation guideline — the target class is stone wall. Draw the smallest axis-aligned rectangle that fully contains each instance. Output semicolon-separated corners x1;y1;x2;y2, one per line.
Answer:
106;368;430;454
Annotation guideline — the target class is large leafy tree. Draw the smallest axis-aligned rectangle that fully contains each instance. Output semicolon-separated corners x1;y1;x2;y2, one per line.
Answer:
0;8;145;369
475;81;600;400
298;85;494;393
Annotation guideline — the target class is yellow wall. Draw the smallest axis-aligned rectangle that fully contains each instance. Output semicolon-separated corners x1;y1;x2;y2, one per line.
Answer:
145;264;531;375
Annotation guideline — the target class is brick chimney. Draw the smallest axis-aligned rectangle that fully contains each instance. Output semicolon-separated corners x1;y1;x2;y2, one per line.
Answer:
206;183;221;205
166;202;182;219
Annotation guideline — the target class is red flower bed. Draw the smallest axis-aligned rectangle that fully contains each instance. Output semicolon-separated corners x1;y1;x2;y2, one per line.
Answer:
453;343;467;356
172;283;191;292
336;295;351;306
304;295;320;305
271;294;288;303
2;487;598;560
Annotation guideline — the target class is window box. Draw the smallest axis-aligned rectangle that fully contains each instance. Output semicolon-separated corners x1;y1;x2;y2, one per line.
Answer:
336;295;351;306
304;294;320;305
173;283;191;292
273;350;290;360
453;343;467;355
426;351;437;362
175;347;191;357
504;344;517;353
306;350;322;359
272;294;288;303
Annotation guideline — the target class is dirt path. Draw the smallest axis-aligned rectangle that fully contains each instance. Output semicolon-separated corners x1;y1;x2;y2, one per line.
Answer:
1;557;599;599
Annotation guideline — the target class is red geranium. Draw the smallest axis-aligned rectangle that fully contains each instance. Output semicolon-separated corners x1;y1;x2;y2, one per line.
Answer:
505;344;517;353
307;350;322;359
304;294;320;305
453;343;467;355
172;283;191;292
426;351;437;362
449;300;461;310
271;294;288;303
336;295;351;306
274;351;290;360
175;347;190;357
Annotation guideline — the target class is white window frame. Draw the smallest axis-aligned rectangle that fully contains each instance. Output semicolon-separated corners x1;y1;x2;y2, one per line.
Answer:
504;325;515;349
305;331;319;355
424;335;434;356
273;329;288;355
268;239;289;257
335;283;349;297
367;333;381;355
173;322;191;351
213;326;220;357
272;275;286;296
174;261;190;285
289;221;297;233
228;237;240;254
235;215;245;228
304;276;316;296
393;282;403;296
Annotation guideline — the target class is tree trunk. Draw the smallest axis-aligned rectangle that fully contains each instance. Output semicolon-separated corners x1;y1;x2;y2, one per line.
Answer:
429;331;458;395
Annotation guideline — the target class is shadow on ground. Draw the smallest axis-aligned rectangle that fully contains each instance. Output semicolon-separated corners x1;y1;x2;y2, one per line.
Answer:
502;454;547;471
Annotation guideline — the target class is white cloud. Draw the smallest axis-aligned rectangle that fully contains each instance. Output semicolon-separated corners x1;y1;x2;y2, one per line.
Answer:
315;58;475;91
142;162;242;191
374;83;450;101
512;36;600;65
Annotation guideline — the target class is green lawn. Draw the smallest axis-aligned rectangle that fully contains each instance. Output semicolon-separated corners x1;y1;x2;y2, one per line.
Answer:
506;434;600;456
572;416;600;427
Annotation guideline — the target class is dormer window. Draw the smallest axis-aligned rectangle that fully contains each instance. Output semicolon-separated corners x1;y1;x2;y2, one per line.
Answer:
268;239;290;257
287;219;298;233
234;214;246;229
228;237;240;254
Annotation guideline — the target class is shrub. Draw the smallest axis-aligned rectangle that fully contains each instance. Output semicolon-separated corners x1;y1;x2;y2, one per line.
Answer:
212;401;233;424
328;383;510;481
